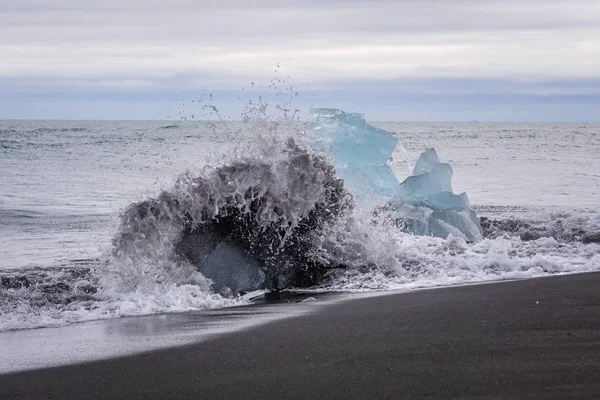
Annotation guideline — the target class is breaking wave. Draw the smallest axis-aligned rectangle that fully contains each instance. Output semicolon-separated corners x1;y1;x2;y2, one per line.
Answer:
107;136;351;293
479;212;600;243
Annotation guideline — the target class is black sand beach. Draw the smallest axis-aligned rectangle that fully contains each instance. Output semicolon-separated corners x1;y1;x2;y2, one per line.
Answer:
2;272;600;399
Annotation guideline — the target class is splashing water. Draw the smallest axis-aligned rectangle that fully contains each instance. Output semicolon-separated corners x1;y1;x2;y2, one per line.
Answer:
107;138;351;293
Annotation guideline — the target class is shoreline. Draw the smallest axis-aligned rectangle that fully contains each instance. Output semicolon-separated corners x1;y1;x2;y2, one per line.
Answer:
2;271;600;398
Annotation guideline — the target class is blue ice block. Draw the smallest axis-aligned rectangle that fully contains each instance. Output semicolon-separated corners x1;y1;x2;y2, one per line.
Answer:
308;109;481;241
308;108;399;208
392;148;482;241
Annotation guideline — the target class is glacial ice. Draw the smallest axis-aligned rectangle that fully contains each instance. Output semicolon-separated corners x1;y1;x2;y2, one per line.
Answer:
308;108;399;209
391;148;482;241
308;109;481;241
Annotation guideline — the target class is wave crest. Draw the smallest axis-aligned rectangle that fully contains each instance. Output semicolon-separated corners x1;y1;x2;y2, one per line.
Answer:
107;138;352;292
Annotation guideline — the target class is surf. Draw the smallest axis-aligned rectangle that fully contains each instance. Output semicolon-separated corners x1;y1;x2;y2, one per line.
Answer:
1;102;599;332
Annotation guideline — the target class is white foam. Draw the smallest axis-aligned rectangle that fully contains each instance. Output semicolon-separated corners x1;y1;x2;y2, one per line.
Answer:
315;217;600;292
0;282;246;332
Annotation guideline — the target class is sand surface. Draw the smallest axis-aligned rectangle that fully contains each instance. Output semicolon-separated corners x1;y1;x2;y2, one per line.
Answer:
2;273;600;399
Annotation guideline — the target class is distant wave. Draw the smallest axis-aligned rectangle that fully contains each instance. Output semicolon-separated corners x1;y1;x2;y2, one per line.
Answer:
28;127;88;133
480;215;600;243
59;128;87;132
0;139;20;149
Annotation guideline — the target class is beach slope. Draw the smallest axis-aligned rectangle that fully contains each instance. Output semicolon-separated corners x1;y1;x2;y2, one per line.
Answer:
2;272;600;399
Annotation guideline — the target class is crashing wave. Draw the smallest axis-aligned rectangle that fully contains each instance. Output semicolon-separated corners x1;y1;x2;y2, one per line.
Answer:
107;138;352;293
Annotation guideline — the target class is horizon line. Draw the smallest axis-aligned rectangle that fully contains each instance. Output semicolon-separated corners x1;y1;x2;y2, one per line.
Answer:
2;118;600;124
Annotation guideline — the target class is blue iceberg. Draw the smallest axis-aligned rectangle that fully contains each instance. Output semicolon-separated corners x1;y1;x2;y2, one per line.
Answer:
308;108;399;209
391;148;482;241
308;108;481;241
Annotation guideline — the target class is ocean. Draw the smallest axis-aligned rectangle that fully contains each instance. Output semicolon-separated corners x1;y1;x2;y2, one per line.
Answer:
1;118;599;331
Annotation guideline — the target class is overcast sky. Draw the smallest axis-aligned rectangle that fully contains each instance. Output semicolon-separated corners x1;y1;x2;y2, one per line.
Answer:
2;0;600;121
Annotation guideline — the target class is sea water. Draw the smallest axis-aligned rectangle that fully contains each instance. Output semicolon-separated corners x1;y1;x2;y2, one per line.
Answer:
1;119;599;331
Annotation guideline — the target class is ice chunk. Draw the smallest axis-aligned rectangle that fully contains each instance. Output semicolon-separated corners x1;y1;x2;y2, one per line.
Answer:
307;109;480;241
394;163;453;202
308;108;399;209
412;147;442;175
391;148;482;241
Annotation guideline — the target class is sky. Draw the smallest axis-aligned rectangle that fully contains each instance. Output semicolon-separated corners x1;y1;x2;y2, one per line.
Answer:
1;0;600;121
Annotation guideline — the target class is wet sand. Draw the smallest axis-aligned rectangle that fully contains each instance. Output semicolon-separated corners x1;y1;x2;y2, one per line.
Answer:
2;272;600;399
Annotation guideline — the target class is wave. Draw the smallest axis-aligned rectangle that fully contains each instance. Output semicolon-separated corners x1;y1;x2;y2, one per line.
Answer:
0;129;18;135
108;138;351;292
0;139;20;150
304;207;600;292
0;261;241;332
1;262;99;308
0;134;352;331
480;212;600;243
35;127;88;133
0;127;87;137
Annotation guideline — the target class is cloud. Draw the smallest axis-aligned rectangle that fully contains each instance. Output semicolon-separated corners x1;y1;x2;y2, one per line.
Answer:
1;0;599;119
